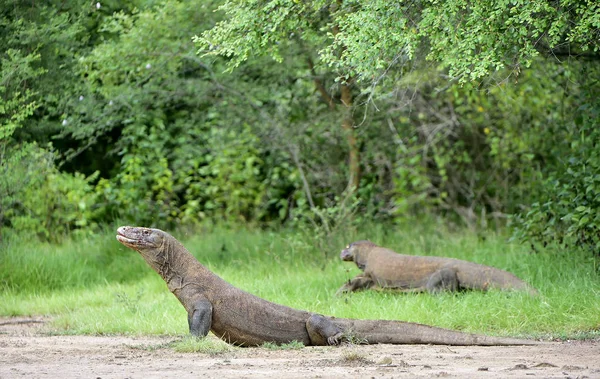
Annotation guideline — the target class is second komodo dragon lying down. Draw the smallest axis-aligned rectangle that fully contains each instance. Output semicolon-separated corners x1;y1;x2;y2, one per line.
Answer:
338;240;538;295
116;226;538;347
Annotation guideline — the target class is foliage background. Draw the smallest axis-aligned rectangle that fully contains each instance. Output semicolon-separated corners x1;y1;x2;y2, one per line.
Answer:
0;0;599;253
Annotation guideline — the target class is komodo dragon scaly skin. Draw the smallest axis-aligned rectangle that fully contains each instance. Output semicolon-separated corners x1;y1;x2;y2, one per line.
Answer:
338;240;538;295
116;226;538;347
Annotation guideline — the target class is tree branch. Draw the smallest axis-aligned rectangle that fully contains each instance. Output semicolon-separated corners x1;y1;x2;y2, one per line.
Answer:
306;55;335;109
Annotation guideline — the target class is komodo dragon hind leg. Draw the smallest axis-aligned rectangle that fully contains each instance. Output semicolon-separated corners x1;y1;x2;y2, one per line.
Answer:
426;267;459;293
306;314;345;346
187;297;213;337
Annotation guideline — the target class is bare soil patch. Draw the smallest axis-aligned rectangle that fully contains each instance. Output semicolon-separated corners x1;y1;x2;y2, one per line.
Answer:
1;317;599;378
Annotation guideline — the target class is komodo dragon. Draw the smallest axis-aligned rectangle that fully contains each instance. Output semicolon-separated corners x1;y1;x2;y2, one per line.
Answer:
116;226;538;347
337;240;538;295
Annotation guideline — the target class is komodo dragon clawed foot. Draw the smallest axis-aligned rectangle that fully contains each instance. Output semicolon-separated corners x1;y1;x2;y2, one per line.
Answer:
335;274;375;295
306;314;346;345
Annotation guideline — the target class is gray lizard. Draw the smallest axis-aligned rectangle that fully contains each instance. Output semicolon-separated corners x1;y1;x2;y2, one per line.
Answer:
338;240;538;295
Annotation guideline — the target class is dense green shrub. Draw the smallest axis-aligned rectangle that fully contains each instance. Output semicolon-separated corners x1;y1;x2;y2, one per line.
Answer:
377;61;594;232
57;1;309;227
0;143;98;241
512;70;600;251
178;125;266;223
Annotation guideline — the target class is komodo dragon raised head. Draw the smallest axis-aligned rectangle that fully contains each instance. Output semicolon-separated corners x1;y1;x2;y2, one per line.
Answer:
340;240;376;270
117;226;165;257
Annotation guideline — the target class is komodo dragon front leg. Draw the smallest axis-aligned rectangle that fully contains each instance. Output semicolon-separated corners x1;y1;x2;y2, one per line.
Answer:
186;295;213;337
336;274;375;295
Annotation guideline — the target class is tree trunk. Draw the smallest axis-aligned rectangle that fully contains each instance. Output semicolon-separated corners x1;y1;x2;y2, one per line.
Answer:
307;56;360;192
340;82;360;191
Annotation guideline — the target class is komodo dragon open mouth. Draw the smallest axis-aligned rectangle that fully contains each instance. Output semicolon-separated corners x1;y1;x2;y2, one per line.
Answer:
116;230;137;246
115;226;149;248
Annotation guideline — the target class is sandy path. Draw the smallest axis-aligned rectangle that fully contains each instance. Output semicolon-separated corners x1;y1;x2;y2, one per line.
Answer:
1;317;598;378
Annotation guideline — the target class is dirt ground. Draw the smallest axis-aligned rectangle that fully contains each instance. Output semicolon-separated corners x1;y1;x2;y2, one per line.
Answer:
1;317;599;379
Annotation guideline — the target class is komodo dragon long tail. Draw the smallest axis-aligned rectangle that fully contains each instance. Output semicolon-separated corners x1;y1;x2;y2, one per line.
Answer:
116;226;539;347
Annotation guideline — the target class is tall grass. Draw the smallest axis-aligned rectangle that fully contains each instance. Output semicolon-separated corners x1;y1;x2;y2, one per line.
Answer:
1;221;599;340
0;227;149;293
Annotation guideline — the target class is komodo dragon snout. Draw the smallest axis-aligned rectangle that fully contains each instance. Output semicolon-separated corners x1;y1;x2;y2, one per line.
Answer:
116;226;165;256
340;245;353;261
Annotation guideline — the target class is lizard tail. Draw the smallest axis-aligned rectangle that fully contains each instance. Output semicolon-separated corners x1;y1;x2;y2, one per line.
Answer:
336;319;540;346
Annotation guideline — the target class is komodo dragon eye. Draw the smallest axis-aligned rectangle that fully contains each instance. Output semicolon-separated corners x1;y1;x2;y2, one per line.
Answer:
143;230;150;236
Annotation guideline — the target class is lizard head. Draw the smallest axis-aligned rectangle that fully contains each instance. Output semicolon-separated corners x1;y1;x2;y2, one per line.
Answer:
116;226;166;258
340;244;356;261
341;240;376;267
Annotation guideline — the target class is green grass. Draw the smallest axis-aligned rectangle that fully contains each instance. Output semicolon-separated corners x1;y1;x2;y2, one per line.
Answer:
261;340;305;350
1;222;599;342
340;349;371;364
169;336;236;353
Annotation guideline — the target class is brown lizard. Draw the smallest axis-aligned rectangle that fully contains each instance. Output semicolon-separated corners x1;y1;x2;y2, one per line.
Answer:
116;226;539;346
338;240;538;295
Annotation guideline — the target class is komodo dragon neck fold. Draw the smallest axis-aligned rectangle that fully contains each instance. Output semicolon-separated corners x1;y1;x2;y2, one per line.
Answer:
157;241;196;293
116;226;540;347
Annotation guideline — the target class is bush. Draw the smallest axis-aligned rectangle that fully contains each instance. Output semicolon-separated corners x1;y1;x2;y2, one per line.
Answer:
512;84;600;252
0;143;98;241
383;62;594;232
178;125;268;223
